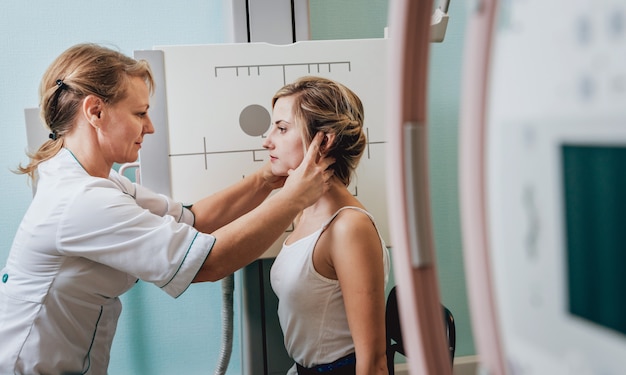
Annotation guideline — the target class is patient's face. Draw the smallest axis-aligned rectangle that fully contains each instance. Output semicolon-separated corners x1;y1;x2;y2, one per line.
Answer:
263;95;305;176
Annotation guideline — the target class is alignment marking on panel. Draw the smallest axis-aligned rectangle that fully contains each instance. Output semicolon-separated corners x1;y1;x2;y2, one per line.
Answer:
215;61;351;85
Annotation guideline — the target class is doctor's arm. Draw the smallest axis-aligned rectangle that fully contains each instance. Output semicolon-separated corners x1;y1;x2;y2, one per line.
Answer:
190;161;285;234
193;132;333;282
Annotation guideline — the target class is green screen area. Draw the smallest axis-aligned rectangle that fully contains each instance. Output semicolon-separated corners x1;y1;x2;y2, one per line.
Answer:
562;145;626;336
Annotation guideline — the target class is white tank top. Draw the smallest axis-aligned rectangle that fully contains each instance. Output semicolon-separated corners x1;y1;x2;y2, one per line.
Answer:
270;206;390;369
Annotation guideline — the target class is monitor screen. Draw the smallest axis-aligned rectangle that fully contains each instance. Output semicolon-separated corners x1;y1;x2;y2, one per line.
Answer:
562;145;626;337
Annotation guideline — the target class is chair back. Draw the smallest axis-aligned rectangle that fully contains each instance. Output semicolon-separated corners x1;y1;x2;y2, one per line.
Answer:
385;286;456;374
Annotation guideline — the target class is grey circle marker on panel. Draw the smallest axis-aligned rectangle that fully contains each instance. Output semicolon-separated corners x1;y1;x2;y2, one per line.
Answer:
239;104;271;136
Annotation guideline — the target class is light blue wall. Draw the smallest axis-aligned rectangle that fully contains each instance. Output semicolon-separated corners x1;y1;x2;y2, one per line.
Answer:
0;0;474;373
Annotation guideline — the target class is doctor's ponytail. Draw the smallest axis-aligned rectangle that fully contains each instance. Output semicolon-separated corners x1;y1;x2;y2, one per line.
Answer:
15;43;154;182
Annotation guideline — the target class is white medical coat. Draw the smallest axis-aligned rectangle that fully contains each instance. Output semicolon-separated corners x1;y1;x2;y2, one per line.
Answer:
0;148;215;374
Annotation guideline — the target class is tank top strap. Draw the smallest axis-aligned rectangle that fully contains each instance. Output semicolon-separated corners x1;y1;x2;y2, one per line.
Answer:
321;206;374;230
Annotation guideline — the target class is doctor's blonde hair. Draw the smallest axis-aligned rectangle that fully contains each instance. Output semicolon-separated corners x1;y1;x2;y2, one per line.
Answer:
271;76;366;186
16;43;154;181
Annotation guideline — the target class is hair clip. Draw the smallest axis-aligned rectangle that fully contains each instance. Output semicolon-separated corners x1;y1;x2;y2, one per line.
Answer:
56;79;67;90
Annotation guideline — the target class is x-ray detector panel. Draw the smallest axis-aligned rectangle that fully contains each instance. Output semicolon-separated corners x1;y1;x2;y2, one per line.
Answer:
136;39;389;258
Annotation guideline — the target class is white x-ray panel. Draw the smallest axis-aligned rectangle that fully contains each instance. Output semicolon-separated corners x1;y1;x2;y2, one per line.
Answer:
138;39;388;258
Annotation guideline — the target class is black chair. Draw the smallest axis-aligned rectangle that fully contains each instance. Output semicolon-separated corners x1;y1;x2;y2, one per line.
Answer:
385;286;456;374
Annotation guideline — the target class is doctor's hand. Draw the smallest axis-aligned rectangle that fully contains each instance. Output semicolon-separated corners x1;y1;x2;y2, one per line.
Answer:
281;132;335;209
259;161;287;190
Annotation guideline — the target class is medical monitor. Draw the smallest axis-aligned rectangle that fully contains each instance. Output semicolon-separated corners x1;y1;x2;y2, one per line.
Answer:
479;1;626;373
563;144;626;338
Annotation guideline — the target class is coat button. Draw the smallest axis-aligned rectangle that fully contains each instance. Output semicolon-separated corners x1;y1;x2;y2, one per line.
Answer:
1;274;7;283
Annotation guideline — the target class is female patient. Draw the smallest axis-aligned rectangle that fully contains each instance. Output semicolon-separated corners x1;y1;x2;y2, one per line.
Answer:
266;76;390;374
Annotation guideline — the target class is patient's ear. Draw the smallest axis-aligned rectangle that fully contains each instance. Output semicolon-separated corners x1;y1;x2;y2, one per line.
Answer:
320;133;336;154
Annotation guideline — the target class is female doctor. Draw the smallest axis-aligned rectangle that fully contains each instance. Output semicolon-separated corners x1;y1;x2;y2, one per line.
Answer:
0;43;334;375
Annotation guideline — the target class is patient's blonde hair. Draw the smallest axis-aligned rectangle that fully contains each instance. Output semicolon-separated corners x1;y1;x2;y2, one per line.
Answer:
272;76;366;186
